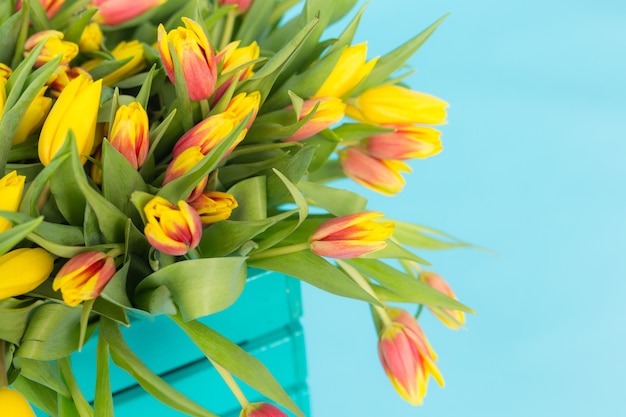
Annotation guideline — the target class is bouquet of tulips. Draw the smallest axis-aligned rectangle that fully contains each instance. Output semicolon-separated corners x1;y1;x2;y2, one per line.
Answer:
0;0;475;415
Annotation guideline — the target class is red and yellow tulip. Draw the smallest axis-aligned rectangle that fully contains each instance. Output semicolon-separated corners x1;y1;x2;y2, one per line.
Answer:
284;97;345;142
420;272;466;329
365;126;442;160
143;196;202;256
239;402;287;417
189;191;238;226
109;102;149;168
52;251;116;307
339;146;410;196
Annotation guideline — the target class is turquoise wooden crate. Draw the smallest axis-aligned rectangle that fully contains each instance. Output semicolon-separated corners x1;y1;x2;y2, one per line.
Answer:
32;269;308;416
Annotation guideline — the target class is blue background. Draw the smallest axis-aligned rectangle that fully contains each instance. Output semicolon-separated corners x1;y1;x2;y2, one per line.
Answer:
301;0;626;415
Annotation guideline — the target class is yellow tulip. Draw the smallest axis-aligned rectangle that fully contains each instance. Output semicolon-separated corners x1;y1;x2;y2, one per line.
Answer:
79;22;104;53
313;43;378;98
13;88;53;145
0;248;54;300
82;40;145;86
38;74;102;166
0;171;26;233
0;387;36;417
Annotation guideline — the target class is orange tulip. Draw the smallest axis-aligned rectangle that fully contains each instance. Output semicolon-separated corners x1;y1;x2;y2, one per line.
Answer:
143;196;202;256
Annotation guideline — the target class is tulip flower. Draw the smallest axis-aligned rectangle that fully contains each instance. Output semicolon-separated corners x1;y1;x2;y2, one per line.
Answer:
79;23;104;53
215;41;259;100
91;0;166;26
339;146;410;196
220;0;253;14
0;63;12;80
309;211;394;258
224;91;261;129
284;97;345;142
143;196;202;256
24;30;79;68
189;191;238;226
16;0;65;18
0;248;54;300
82;40;145;86
313;43;378;98
163;146;208;201
109;102;149;168
158;17;217;101
420;272;466;329
346;85;448;126
0;171;26;233
0;387;36;417
172;112;243;158
47;65;91;97
365;126;442;160
378;307;444;406
13;88;53;145
240;402;287;417
38;74;102;166
52;251;115;307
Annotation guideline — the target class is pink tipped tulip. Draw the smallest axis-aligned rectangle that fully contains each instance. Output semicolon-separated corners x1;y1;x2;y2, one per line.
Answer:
365;126;442;160
339;146;410;196
143;196;202;256
378;307;444;406
239;402;287;417
91;0;166;26
163;146;208;201
310;211;394;259
420;272;466;329
284;97;345;142
109;102;149;168
52;251;116;307
16;0;65;18
172;112;244;158
24;30;79;68
158;17;217;101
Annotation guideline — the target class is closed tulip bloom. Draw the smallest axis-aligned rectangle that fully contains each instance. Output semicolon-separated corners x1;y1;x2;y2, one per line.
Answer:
365;126;442;160
340;146;410;196
314;43;378;98
224;91;261;129
240;402;287;417
13;88;53;145
39;74;102;166
82;40;145;86
158;18;217;101
24;30;79;68
172;112;243;158
79;23;104;53
143;196;202;256
0;63;11;80
16;0;65;18
420;272;466;329
0;387;36;417
91;0;166;26
220;0;253;14
0;171;26;232
48;65;91;97
163;146;208;201
310;211;394;259
189;191;238;226
379;307;444;406
52;251;115;307
215;40;259;100
284;97;345;142
0;248;54;300
109;102;149;168
346;85;448;126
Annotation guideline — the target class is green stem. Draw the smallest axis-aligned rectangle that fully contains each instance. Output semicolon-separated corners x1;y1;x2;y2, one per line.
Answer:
200;99;210;119
248;242;310;260
57;357;94;417
0;339;8;388
210;360;249;408
219;10;237;50
374;305;393;328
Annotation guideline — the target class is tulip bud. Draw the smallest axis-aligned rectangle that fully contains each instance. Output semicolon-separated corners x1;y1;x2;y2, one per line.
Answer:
309;211;394;259
313;43;378;98
0;387;36;417
284;97;345;142
109;102;149;168
24;30;79;68
365;126;442;160
219;0;253;14
420;272;466;329
378;307;444;406
0;171;26;233
79;23;104;53
224;91;261;129
346;85;448;126
189;191;238;226
143;196;202;256
172;112;243;158
13;88;53;145
38;74;102;166
52;251;115;307
163;146;208;201
240;402;287;417
339;146;410;196
91;0;166;26
0;248;54;300
82;40;145;86
215;41;259;100
47;65;91;98
0;63;12;80
158;18;217;101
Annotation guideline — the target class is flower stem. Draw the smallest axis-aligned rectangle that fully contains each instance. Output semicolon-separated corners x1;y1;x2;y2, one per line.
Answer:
0;339;8;388
211;360;249;408
248;242;310;260
220;10;237;50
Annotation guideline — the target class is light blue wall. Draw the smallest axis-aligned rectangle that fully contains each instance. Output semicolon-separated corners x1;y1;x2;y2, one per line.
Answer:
301;0;626;415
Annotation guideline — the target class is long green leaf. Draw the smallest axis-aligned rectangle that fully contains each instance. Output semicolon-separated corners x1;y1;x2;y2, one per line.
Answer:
11;375;59;417
94;335;114;417
12;358;70;398
0;216;43;256
297;180;367;216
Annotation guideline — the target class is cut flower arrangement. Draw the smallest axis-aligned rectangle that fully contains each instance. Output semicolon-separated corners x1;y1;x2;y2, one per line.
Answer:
0;0;475;415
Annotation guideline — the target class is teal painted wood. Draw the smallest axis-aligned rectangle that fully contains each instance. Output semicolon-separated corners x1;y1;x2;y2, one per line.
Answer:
32;269;308;416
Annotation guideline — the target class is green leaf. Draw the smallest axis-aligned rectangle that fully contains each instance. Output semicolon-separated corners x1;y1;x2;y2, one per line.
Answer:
236;0;278;45
170;315;305;417
26;0;50;32
135;257;247;321
0;298;44;345
266;146;316;207
56;357;94;417
0;9;25;64
392;220;479;250
249;250;379;304
228;176;267;221
333;123;395;141
346;258;475;313
13;358;70;398
100;319;219;417
11;375;59;417
0;216;43;256
297;180;367;216
360;238;430;265
94;336;114;417
63;7;99;43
